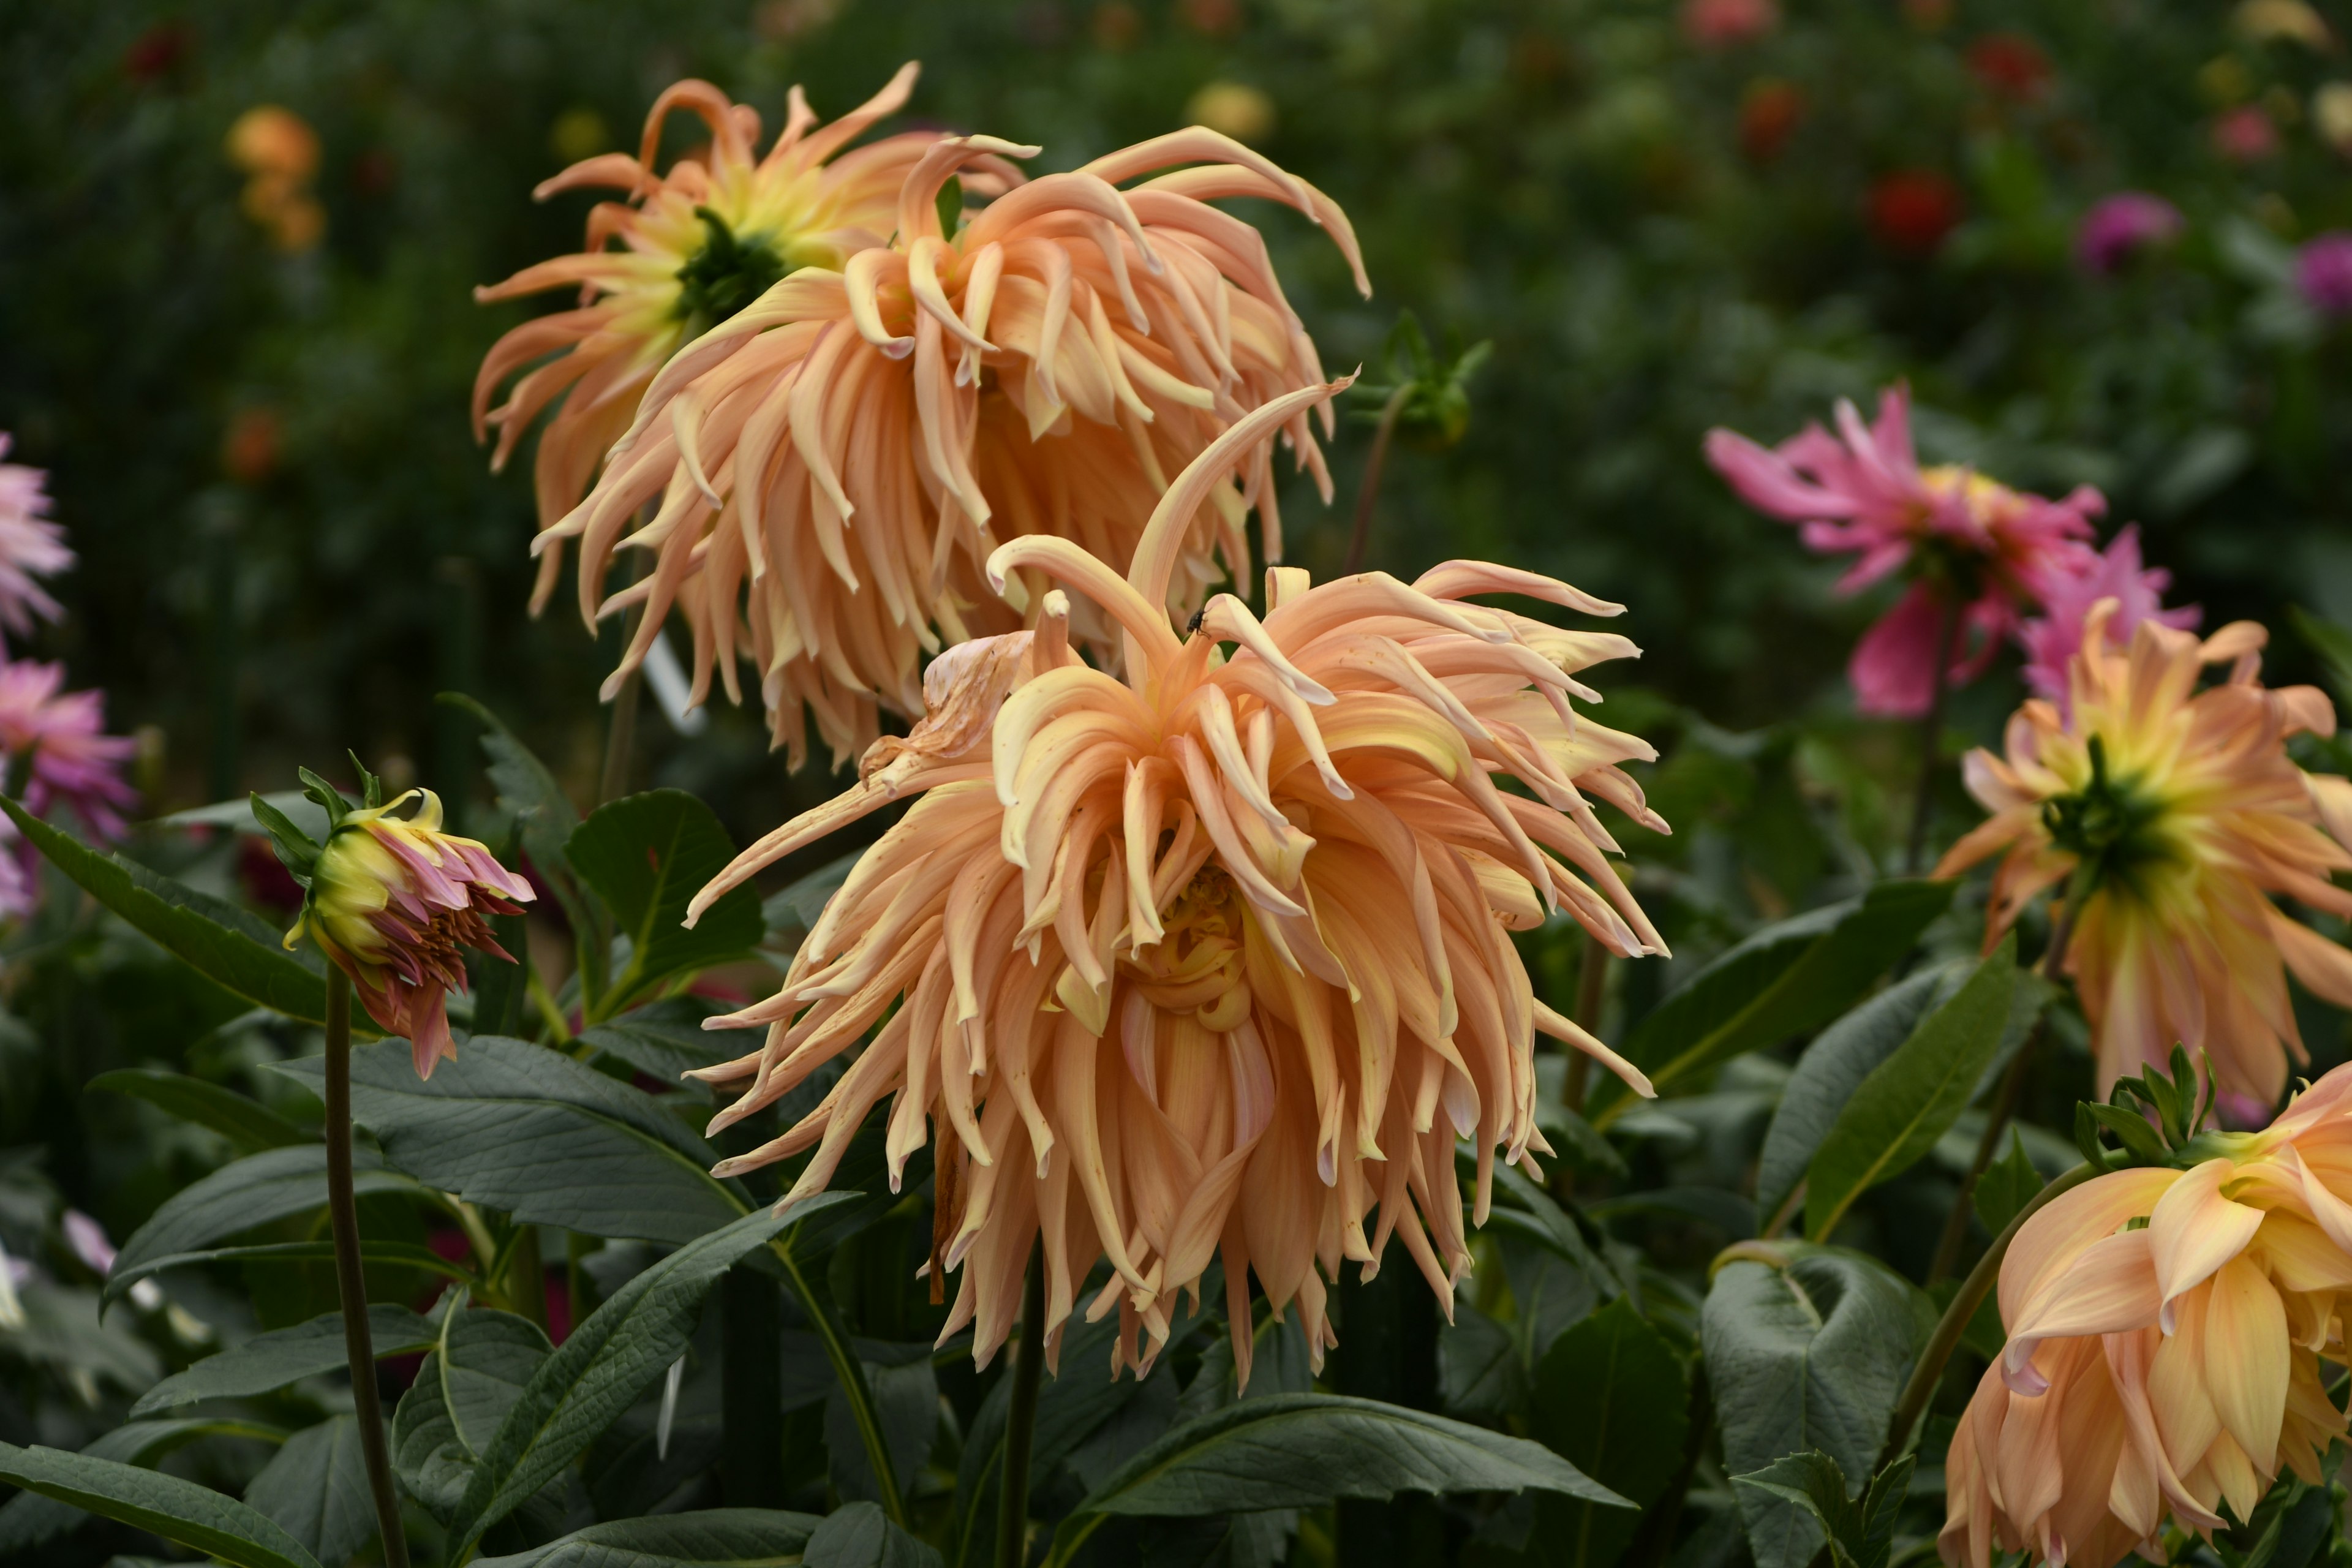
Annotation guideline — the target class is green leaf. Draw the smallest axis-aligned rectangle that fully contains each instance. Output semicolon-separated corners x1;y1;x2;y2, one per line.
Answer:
113;1144;424;1287
761;848;862;940
88;1068;311;1153
1732;1451;1915;1568
2084;1101;2170;1164
1804;937;2020;1241
1701;1245;1923;1568
578;1000;739;1099
2292;608;2352;714
1438;1303;1524;1424
132;1304;440;1415
391;1303;552;1521
1592;880;1954;1123
1529;1298;1691;1568
1060;1393;1624;1521
450;1202;852;1554
244;1417;375;1568
1;796;332;1023
272;1037;745;1245
0;1441;323;1568
0;1418;288;1553
438;693;600;949
471;1509;826;1567
805;1500;944;1568
1974;1129;2043;1237
566;789;766;1008
826;1354;936;1507
106;1240;471;1306
1754;967;1956;1229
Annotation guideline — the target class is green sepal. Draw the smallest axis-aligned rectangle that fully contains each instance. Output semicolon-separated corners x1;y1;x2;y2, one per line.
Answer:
247;793;320;888
295;768;354;830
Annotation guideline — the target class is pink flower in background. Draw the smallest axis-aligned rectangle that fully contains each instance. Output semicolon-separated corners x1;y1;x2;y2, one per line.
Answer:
2015;524;2199;703
2075;192;2184;274
0;662;139;914
2295;231;2352;315
0;436;75;644
2213;104;2280;162
1705;384;2104;715
1681;0;1777;48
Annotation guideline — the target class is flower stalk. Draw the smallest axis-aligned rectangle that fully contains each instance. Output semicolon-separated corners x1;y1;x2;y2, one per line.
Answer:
996;1241;1047;1568
323;967;410;1568
1904;593;1963;873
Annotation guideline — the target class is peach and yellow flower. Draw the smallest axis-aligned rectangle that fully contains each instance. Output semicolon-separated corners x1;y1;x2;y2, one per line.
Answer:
502;84;1366;767
1937;602;2352;1109
473;66;952;582
680;386;1664;1379
1942;1063;2352;1568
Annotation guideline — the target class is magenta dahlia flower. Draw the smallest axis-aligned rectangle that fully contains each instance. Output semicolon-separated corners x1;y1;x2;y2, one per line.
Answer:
0;660;139;914
2014;524;2199;706
1705;385;2103;716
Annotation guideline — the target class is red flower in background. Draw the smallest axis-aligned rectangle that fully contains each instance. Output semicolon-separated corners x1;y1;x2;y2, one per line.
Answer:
1682;0;1779;48
1739;80;1806;162
1868;170;1964;255
2213;105;2280;162
1966;32;2051;102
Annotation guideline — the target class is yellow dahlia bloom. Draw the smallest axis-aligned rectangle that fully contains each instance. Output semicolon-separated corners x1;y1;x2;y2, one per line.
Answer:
1942;1064;2352;1568
1937;601;2352;1109
473;67;951;574
285;790;535;1079
682;388;1664;1378
515;94;1366;767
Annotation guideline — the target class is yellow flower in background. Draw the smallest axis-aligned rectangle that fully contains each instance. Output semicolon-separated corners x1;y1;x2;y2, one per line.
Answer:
2236;0;2332;48
1942;1064;2352;1568
677;386;1667;1382
487;66;1367;769
1937;602;2352;1113
1185;81;1277;144
283;788;535;1079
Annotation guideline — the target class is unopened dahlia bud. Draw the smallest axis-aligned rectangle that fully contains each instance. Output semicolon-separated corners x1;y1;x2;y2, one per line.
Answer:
259;767;534;1078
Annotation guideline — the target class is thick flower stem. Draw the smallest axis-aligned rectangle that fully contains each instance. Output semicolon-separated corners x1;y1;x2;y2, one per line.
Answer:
1904;595;1964;875
1562;935;1612;1115
598;611;646;807
324;968;410;1568
1880;1161;2097;1473
997;1240;1047;1568
1341;384;1412;576
1923;900;2084;1287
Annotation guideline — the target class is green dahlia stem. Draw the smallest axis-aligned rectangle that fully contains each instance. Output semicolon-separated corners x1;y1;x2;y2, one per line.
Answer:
324;968;410;1568
772;1234;906;1525
1904;594;1964;875
997;1241;1047;1568
1342;383;1412;576
1879;1160;2098;1473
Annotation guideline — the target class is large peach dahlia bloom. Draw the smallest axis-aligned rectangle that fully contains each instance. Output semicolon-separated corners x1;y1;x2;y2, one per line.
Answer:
1937;602;2352;1108
494;78;1366;767
681;388;1665;1379
1942;1065;2352;1568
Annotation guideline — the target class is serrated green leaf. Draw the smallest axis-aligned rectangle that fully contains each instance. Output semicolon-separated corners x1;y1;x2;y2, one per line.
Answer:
1805;938;2019;1240
1592;880;1954;1123
0;1418;288;1554
450;1202;853;1553
88;1068;311;1153
566;790;766;1009
805;1500;942;1568
391;1304;552;1521
244;1417;374;1567
578;1000;737;1100
133;1305;439;1416
471;1509;824;1567
1530;1298;1691;1568
272;1037;745;1244
113;1144;426;1290
2;796;333;1022
0;1441;323;1568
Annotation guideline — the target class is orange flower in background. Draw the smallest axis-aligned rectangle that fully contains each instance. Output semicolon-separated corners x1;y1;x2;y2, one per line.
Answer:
1937;603;2352;1111
474;67;948;563
226;105;325;253
1941;1065;2352;1568
485;64;1368;768
680;388;1665;1379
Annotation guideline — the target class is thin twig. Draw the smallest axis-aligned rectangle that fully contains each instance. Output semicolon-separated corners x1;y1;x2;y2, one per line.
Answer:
1880;1162;2098;1472
997;1241;1048;1568
1905;596;1965;875
325;969;409;1568
1922;899;2084;1286
1342;385;1412;576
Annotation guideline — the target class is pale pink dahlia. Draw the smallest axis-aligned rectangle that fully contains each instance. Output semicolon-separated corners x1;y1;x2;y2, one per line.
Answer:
0;436;76;644
0;660;140;915
2015;524;2199;706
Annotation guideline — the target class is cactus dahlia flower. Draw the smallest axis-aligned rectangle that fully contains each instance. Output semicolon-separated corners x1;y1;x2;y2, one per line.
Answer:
0;661;139;916
1705;385;2103;717
1941;1065;2352;1568
680;388;1665;1381
1938;603;2352;1110
513;100;1366;769
473;67;951;582
0;436;73;644
282;789;535;1079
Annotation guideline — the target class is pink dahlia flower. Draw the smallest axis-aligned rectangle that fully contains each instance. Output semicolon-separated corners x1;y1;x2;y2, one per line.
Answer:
0;660;139;915
2015;524;2198;704
1704;385;2103;715
0;436;75;644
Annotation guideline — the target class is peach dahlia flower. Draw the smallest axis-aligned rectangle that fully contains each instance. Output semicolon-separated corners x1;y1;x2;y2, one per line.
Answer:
1942;1064;2352;1568
494;77;1366;767
1937;601;2352;1109
680;388;1665;1379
